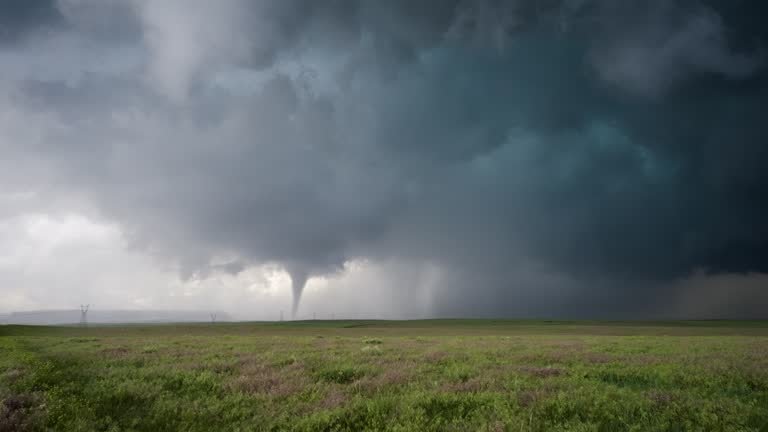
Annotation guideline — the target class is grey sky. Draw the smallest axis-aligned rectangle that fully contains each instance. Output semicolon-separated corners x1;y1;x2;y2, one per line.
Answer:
1;0;767;320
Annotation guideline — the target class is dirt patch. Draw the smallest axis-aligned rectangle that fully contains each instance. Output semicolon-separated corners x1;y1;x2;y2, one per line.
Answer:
318;389;348;410
352;366;413;394
379;368;411;386
3;369;23;383
100;347;130;356
583;352;613;364
232;362;308;398
441;377;487;393
625;354;667;366
546;341;587;351
0;394;42;432
424;351;449;363
523;366;563;378
516;389;547;408
488;420;506;432
648;390;674;407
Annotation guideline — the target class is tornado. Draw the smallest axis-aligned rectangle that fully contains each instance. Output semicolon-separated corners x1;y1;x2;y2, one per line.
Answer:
288;268;308;319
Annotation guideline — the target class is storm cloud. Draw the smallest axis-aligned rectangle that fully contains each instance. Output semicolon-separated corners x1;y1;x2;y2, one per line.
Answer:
1;0;767;318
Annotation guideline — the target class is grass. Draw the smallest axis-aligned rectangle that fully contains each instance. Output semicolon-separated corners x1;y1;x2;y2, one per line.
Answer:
1;320;767;431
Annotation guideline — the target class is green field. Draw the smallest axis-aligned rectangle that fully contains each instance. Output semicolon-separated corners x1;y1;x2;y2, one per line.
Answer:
1;320;767;431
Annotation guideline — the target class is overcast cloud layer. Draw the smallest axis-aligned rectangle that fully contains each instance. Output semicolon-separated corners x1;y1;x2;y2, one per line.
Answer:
1;0;767;319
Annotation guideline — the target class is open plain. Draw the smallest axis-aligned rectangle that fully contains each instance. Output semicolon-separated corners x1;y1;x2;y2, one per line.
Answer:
1;320;767;431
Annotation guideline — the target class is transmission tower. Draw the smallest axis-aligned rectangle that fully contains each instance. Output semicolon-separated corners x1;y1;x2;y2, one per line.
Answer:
79;304;89;327
210;313;217;324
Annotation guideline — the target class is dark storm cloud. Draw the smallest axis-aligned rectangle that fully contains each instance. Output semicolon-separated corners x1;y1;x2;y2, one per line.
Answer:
0;0;63;43
591;1;763;97
1;0;766;317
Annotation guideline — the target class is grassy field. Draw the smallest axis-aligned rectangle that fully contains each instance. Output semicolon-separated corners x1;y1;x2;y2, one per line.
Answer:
1;320;767;431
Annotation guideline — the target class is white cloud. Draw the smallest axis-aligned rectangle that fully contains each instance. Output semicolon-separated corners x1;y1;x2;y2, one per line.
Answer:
0;211;436;319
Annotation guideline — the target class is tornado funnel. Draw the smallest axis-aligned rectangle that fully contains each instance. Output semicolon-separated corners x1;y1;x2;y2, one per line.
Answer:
288;269;308;319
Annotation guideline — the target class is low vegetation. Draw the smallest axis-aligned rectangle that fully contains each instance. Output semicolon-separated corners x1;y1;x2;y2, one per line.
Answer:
1;320;767;431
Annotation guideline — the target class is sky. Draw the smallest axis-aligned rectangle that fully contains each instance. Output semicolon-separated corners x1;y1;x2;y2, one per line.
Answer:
1;0;767;320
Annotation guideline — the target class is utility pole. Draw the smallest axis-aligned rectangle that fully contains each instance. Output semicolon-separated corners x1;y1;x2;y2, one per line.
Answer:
79;304;89;327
